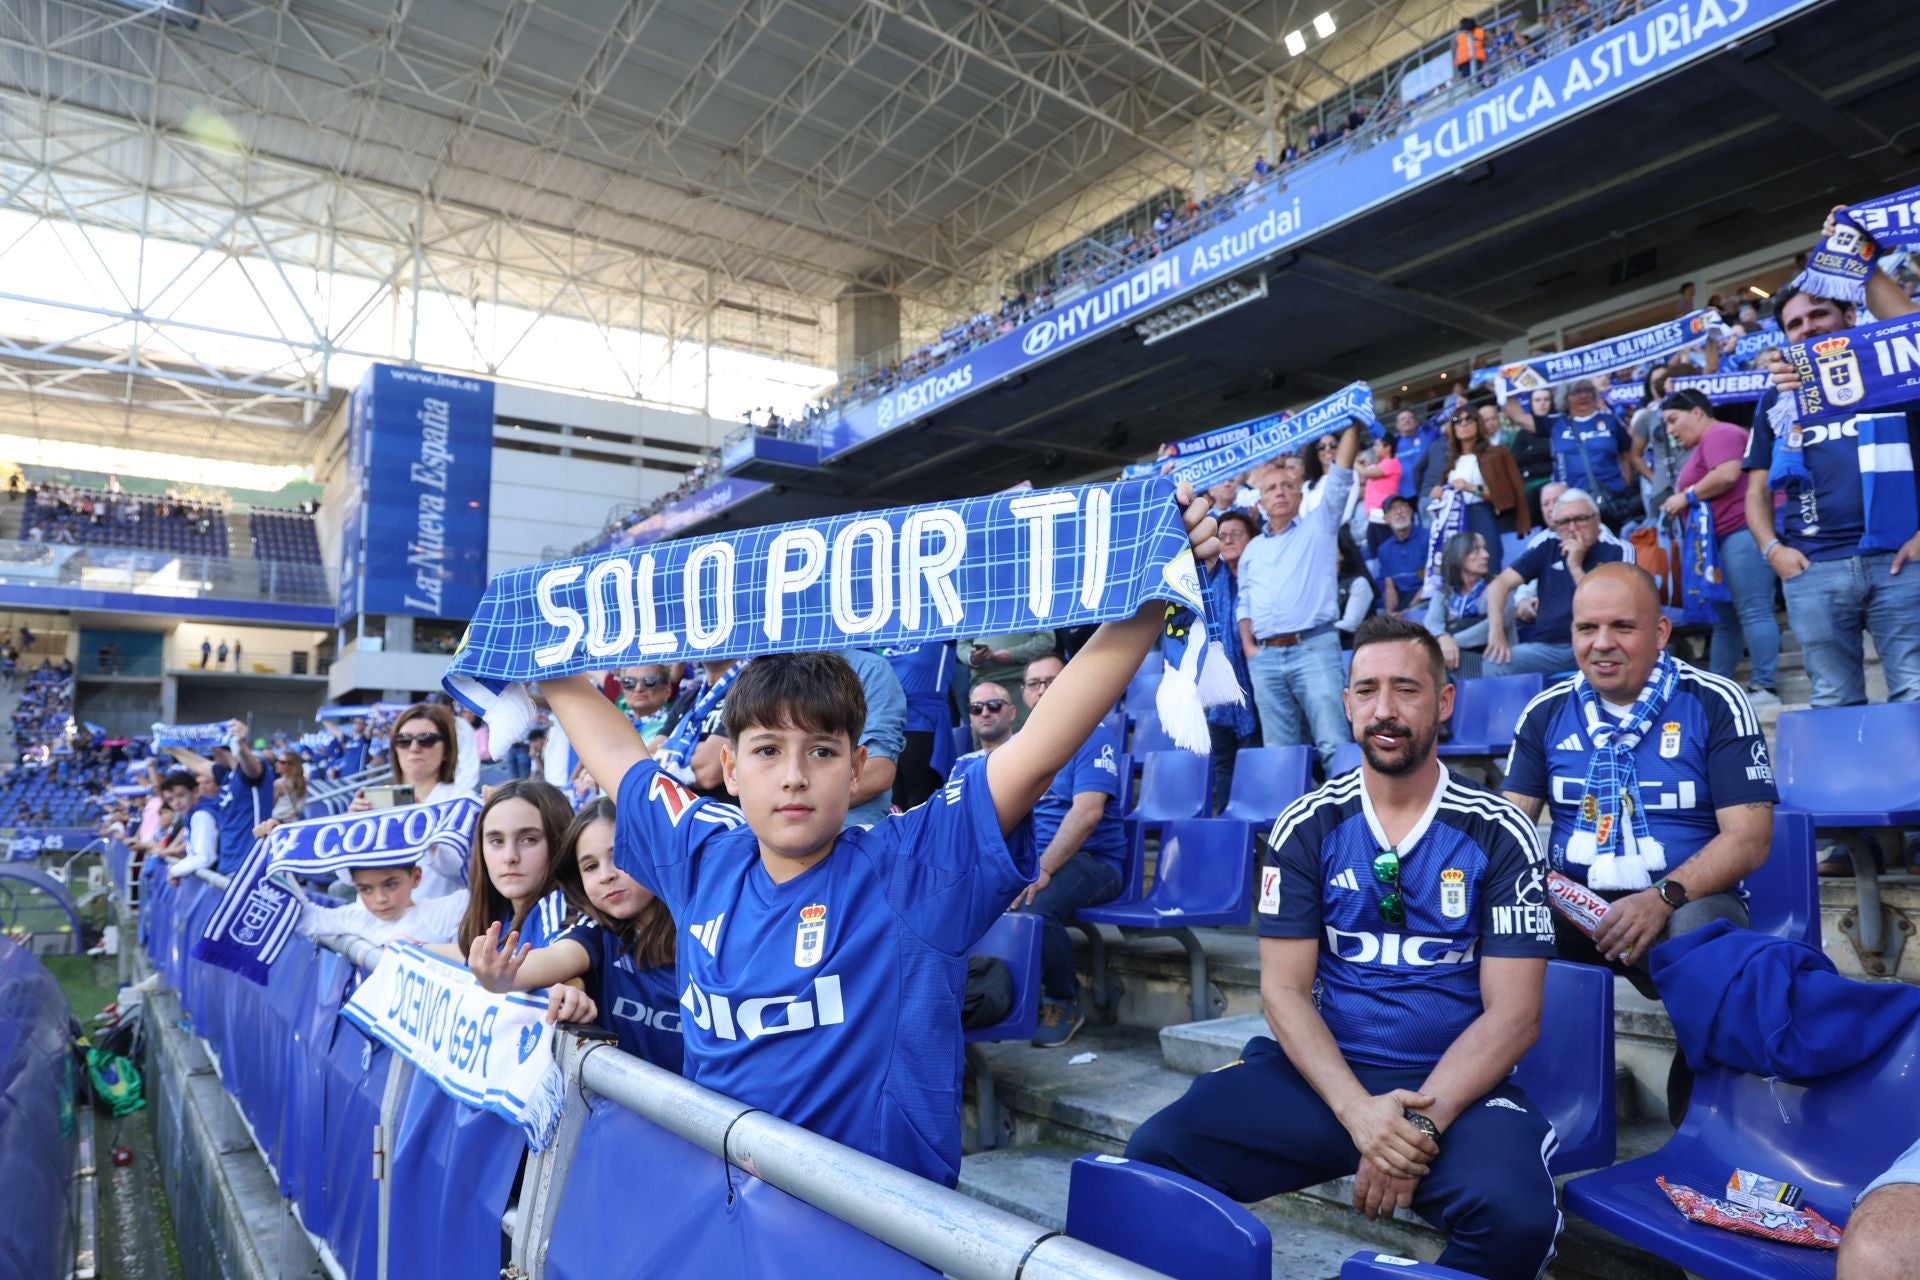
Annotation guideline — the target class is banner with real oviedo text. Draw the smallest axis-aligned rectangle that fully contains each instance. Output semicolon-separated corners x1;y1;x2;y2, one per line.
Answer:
811;0;1815;461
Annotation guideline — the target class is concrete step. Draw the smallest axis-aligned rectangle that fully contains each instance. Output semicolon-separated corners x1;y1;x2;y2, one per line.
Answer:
962;1027;1681;1279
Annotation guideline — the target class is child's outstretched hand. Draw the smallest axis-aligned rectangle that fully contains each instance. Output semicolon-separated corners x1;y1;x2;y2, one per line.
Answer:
467;922;531;993
1176;481;1221;563
544;984;599;1026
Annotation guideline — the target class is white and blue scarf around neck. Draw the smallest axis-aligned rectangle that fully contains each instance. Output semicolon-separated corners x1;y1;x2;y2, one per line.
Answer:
1766;310;1920;554
1794;185;1920;306
1564;651;1678;891
653;661;740;783
1166;383;1379;492
151;721;230;751
445;479;1235;753
1496;310;1730;403
193;795;483;984
1676;493;1731;626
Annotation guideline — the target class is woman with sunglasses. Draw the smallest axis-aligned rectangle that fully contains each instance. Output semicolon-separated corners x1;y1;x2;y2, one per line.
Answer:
616;663;682;749
347;701;476;897
1417;406;1528;577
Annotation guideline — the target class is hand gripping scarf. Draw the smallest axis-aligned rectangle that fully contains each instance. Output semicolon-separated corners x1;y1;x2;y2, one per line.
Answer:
1564;651;1679;892
1793;185;1920;306
193;795;484;984
444;479;1238;754
150;721;231;751
1766;311;1920;554
1496;311;1730;403
1677;493;1731;627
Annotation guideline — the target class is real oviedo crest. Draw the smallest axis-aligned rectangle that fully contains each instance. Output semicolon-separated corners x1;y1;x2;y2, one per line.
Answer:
1440;868;1468;920
1812;336;1865;408
794;903;828;969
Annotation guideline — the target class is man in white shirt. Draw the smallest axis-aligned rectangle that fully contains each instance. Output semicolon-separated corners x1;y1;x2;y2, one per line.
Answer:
1235;420;1365;766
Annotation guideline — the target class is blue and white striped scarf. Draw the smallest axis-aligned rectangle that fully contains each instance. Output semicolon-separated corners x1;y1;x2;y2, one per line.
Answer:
151;721;230;750
1167;384;1378;492
446;479;1235;753
193;796;483;984
1767;311;1920;555
1565;652;1678;891
653;661;740;784
1496;310;1730;402
1794;185;1920;306
1677;493;1730;626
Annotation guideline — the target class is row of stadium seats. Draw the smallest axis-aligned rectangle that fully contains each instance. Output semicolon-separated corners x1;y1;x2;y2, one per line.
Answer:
24;487;229;557
249;509;324;565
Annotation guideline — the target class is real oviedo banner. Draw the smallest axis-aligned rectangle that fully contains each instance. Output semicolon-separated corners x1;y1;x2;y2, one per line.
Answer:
339;365;495;622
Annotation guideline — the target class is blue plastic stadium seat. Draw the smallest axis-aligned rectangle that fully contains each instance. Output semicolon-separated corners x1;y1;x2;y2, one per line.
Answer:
1436;673;1546;760
1065;1153;1270;1280
1122;751;1210;823
1743;809;1820;948
1343;1254;1482;1279
1218;745;1313;826
1565;1017;1920;1280
1330;741;1363;776
1079;818;1253;1022
1508;960;1615;1175
1123;667;1163;720
1774;704;1920;826
1499;530;1526;567
1128;715;1178;756
963;912;1042;1149
951;722;972;765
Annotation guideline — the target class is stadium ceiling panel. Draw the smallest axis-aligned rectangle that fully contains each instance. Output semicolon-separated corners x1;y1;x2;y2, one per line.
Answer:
0;0;1461;444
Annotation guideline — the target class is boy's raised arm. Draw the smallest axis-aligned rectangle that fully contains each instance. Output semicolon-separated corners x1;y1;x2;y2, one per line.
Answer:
537;675;649;795
985;486;1217;835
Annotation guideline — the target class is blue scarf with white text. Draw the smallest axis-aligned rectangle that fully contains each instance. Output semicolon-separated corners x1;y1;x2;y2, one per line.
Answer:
1794;185;1920;306
1496;310;1729;402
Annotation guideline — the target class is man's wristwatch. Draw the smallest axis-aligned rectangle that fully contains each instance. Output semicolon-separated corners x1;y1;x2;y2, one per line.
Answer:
1654;877;1689;909
1403;1110;1440;1144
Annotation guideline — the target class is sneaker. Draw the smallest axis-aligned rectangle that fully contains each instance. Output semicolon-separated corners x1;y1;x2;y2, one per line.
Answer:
1745;685;1781;709
1032;998;1085;1048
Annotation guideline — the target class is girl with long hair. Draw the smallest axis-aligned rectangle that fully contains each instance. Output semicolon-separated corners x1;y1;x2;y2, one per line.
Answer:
466;797;682;1069
453;777;578;955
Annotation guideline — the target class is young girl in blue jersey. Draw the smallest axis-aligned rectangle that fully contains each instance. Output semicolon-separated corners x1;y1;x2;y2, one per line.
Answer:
468;796;682;1070
449;778;578;955
536;484;1220;1187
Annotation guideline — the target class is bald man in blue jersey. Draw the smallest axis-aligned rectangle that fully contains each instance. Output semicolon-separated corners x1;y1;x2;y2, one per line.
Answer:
1128;616;1560;1280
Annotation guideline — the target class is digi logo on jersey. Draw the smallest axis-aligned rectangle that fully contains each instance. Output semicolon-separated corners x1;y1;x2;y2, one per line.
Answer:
1324;928;1477;967
609;996;681;1035
680;974;846;1041
1553;776;1698;811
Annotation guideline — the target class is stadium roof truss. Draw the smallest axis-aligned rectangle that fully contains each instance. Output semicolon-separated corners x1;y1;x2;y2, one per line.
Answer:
0;0;1474;453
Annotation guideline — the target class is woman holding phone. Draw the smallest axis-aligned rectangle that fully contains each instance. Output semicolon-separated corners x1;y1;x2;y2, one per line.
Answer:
347;701;476;897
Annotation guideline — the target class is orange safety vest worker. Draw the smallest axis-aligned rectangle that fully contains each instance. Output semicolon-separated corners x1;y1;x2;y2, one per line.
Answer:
1454;25;1486;67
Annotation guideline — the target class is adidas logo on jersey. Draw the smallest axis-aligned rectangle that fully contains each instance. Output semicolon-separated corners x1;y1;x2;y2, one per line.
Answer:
688;914;726;956
680;975;845;1042
1555;732;1584;751
1328;868;1360;892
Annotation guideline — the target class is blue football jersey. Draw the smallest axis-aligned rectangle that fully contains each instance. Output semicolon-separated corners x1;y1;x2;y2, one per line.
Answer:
1743;394;1920;562
1031;724;1126;872
214;758;276;874
612;755;1035;1186
1545;410;1632;495
1502;663;1777;885
504;888;575;951
878;641;954;734
1258;769;1553;1071
553;917;682;1073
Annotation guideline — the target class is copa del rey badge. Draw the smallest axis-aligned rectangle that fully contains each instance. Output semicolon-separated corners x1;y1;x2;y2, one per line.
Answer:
794;903;828;969
1440;868;1468;920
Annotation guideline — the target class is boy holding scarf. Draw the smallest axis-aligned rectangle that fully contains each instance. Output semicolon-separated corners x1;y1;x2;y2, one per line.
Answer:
1743;204;1920;707
1502;565;1774;1122
534;490;1220;1189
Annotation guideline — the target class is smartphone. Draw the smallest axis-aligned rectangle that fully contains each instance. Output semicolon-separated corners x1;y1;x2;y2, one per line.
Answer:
364;784;415;809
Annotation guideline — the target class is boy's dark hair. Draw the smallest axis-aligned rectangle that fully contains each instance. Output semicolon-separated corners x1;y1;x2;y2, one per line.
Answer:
1350;614;1447;690
723;652;866;744
161;769;197;793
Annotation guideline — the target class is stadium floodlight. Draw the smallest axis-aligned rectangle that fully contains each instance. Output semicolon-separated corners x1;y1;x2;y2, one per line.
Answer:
1133;272;1268;346
1284;30;1308;56
1313;12;1337;38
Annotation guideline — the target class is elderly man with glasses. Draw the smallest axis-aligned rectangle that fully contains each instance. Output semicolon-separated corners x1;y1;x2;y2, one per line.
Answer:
1482;488;1627;676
